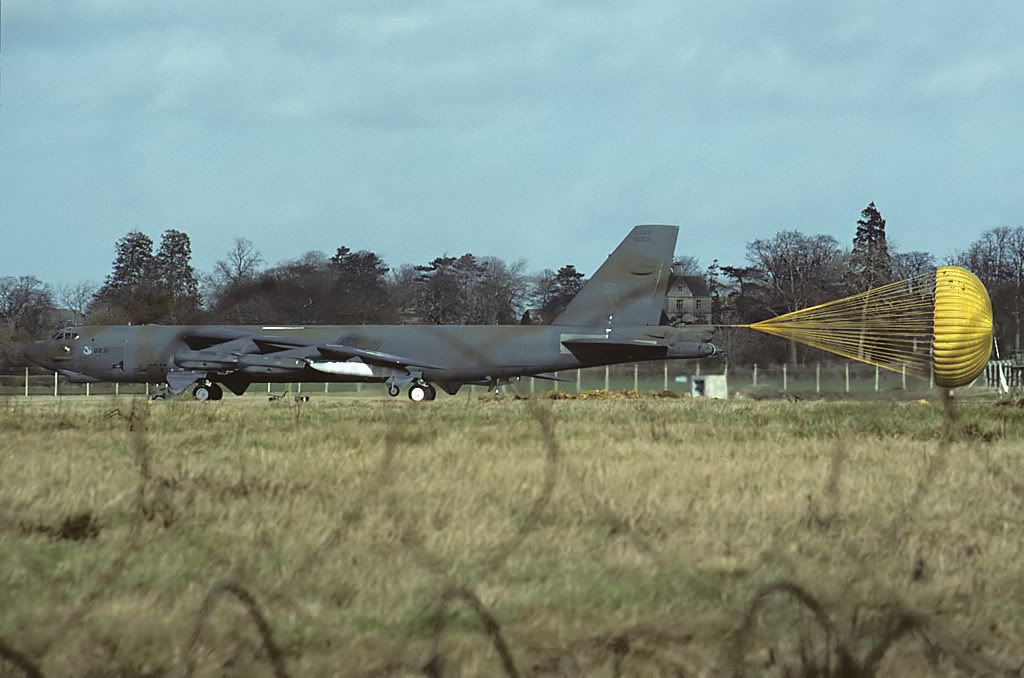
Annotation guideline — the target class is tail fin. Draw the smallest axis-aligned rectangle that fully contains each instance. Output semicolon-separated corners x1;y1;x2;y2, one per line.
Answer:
553;225;678;327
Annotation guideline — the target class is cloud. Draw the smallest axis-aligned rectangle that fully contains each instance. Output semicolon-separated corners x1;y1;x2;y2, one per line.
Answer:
2;1;1023;285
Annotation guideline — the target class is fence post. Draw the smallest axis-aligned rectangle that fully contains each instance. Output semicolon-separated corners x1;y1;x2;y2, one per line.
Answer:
783;363;788;392
325;382;329;393
24;367;29;397
576;369;581;393
663;362;668;391
901;364;907;390
604;365;609;391
145;383;149;396
554;372;559;392
874;365;879;392
86;383;90;397
267;382;272;393
356;382;362;393
297;382;302;393
816;362;821;394
54;372;58;398
929;366;934;390
695;363;701;377
753;363;758;387
845;362;850;393
530;377;535;395
114;382;119;397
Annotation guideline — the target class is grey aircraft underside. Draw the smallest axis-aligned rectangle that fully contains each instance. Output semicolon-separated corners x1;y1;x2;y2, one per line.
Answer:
25;225;717;401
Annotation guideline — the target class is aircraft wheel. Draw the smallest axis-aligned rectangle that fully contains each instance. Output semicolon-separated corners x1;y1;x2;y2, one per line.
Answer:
387;383;400;397
424;384;437;401
408;384;428;402
150;393;166;401
209;383;224;401
193;384;212;401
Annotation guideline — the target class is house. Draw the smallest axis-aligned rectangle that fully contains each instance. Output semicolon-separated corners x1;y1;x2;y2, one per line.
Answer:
664;272;712;325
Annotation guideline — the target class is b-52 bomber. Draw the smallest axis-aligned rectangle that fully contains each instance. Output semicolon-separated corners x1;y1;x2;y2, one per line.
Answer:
26;225;716;401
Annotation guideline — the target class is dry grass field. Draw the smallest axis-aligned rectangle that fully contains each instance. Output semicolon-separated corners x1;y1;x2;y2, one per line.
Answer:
2;393;1024;676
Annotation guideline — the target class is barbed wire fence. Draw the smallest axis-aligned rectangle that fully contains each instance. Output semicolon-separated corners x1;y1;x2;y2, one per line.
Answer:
1;371;1023;675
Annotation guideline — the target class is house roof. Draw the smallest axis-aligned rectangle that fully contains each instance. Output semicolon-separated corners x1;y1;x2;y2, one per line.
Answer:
680;275;710;297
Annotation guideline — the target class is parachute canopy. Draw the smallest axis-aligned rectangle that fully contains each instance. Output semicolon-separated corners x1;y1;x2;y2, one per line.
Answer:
741;266;993;388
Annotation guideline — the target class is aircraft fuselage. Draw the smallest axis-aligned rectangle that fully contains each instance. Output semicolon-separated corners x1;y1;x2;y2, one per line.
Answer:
26;322;715;391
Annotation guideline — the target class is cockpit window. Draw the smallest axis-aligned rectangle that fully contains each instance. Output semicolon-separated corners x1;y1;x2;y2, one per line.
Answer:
51;329;79;341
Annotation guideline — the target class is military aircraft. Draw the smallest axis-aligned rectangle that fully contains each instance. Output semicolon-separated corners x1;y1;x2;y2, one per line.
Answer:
25;225;716;401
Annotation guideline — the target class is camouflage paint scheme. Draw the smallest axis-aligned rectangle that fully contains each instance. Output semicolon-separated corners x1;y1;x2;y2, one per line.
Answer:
26;226;716;400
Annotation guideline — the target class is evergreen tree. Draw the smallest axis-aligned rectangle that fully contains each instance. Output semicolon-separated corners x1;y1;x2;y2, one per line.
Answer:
90;231;158;322
532;264;586;323
101;231;155;294
154;229;201;321
329;246;392;322
850;202;892;290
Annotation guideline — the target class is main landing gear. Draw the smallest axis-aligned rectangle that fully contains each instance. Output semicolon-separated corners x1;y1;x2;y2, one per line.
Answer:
386;379;436;402
407;382;436;402
192;381;223;401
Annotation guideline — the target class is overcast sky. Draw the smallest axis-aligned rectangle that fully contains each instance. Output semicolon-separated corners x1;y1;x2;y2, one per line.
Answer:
2;1;1023;286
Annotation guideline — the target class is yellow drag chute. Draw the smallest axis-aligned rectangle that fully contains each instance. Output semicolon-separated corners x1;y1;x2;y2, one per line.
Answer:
931;266;993;387
737;266;993;388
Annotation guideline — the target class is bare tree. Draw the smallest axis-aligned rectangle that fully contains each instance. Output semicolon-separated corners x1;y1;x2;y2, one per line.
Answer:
471;257;528;324
746;231;848;314
214;237;263;285
672;255;703;276
0;276;55;334
58;281;97;321
746;231;849;364
953;226;1024;351
890;251;935;280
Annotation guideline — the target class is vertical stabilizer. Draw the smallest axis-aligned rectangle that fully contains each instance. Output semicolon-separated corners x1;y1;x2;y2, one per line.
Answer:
553;225;678;327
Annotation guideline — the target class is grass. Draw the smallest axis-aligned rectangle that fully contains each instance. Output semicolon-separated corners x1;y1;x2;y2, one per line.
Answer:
1;393;1023;676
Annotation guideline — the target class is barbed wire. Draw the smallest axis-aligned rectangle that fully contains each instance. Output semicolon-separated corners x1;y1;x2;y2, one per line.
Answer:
1;380;1023;676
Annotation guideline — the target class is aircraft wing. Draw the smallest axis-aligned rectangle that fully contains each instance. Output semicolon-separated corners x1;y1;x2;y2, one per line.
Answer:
259;338;442;370
177;329;439;371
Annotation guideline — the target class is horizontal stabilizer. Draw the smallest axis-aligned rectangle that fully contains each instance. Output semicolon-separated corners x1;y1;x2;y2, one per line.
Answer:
561;339;669;362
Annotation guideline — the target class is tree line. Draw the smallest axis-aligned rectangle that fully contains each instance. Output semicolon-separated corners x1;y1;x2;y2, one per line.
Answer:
2;203;1022;370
